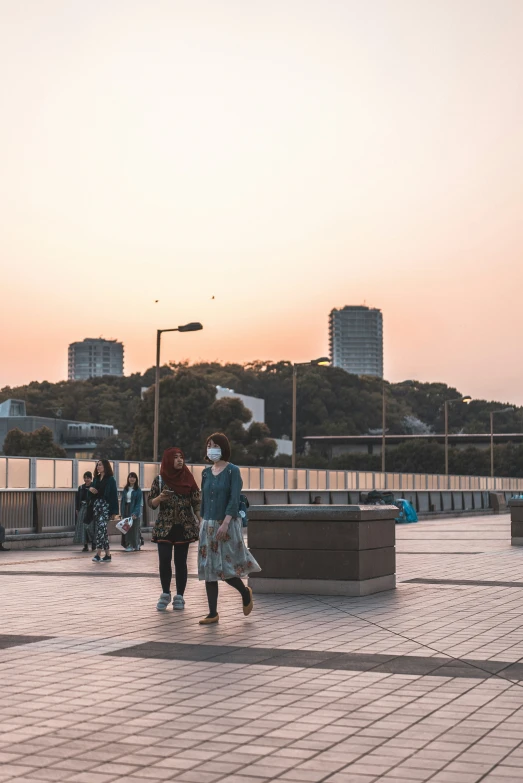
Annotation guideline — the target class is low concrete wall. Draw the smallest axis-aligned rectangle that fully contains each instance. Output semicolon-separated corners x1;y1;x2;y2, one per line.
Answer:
246;490;511;515
248;504;397;597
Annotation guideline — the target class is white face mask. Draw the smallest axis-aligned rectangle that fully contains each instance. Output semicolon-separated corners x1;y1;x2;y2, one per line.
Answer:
207;447;222;462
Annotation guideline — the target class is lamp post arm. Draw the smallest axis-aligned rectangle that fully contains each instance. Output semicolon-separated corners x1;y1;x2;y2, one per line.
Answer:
291;366;297;470
444;400;449;478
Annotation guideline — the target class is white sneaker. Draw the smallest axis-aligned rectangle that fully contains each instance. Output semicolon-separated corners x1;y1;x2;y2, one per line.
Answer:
156;592;171;611
172;594;185;610
124;546;135;552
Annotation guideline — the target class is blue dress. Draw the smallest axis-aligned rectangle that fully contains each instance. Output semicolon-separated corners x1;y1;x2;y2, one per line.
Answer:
198;464;261;582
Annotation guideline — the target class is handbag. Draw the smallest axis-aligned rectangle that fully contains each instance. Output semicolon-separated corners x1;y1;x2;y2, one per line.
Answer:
83;500;94;525
116;517;133;534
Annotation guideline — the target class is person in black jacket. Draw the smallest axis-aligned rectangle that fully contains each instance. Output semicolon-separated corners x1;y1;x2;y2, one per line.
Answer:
90;460;119;563
0;523;9;551
73;471;95;552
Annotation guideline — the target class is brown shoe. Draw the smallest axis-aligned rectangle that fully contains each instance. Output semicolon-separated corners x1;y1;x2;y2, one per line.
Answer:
199;614;219;625
243;587;253;616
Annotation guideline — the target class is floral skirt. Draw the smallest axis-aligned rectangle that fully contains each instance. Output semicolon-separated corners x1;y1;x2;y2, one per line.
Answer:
93;498;110;551
198;517;261;581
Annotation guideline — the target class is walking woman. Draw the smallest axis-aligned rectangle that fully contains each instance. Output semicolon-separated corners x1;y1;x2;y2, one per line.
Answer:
198;432;261;625
148;448;201;611
90;459;119;563
73;471;95;552
120;472;143;552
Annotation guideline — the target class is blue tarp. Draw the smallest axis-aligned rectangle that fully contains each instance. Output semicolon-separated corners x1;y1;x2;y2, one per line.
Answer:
395;498;418;523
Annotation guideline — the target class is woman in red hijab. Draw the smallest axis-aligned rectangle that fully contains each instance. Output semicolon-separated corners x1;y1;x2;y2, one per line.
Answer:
148;447;201;611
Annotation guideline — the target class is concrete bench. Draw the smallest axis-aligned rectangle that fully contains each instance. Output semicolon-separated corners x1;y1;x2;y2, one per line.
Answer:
248;504;396;597
509;499;523;546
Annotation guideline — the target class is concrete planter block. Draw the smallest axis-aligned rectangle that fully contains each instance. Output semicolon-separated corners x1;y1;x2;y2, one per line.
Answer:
510;499;523;545
248;504;396;597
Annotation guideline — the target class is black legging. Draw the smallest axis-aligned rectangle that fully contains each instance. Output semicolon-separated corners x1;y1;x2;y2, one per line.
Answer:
205;578;251;617
158;542;190;595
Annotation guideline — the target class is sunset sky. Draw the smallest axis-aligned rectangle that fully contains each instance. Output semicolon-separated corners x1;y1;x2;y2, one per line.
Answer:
1;0;522;403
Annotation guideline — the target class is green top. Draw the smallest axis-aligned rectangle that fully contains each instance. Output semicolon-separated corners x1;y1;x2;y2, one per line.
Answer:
200;463;242;521
92;475;119;516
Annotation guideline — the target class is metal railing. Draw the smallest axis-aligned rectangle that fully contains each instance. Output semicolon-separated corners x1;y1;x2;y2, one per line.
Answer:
1;455;522;493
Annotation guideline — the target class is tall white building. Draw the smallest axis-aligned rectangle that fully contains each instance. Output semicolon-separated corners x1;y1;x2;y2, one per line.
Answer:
68;338;124;381
329;306;383;377
215;386;292;457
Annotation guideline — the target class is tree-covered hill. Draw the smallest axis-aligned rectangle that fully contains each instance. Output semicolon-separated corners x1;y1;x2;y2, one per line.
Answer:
2;363;522;472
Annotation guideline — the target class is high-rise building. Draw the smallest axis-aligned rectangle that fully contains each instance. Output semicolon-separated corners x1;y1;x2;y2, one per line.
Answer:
329;306;383;377
68;338;124;381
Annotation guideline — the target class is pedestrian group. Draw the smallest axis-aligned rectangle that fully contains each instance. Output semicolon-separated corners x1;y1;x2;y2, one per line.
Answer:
80;431;260;624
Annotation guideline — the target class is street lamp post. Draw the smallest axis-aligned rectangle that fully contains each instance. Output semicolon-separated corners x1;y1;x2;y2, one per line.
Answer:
153;322;203;462
291;357;330;470
381;381;387;474
490;407;514;478
444;396;472;476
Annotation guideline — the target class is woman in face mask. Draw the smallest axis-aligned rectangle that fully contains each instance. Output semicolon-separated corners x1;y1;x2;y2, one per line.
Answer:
198;432;261;625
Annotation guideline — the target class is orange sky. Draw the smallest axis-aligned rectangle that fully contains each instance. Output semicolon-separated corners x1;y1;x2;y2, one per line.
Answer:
1;0;522;403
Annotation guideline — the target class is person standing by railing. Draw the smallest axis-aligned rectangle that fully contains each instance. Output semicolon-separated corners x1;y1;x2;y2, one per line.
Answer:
120;472;143;551
198;432;260;625
73;471;95;552
148;448;201;611
90;459;119;563
0;523;9;551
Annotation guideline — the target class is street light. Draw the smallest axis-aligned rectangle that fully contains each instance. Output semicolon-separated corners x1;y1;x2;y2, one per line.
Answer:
490;407;514;478
381;381;388;473
292;357;330;470
444;395;472;476
153;322;203;462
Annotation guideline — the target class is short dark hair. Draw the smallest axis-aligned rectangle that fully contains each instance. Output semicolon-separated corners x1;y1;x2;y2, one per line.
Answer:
206;432;231;462
83;471;93;480
94;459;113;478
124;472;140;491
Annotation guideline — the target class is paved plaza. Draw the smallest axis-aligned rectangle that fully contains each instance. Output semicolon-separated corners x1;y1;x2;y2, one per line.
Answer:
3;515;523;782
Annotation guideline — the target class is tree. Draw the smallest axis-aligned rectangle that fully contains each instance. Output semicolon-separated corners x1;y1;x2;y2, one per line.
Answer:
4;360;523;472
129;369;218;460
3;427;67;458
93;436;129;460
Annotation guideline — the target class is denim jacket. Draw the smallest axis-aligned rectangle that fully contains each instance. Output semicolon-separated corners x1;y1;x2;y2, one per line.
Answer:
120;487;143;519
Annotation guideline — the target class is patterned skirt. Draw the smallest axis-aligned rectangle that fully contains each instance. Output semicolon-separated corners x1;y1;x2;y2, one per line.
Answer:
198;517;261;581
93;498;110;551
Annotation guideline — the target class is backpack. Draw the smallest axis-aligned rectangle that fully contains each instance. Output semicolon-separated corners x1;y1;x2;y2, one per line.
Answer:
239;493;250;527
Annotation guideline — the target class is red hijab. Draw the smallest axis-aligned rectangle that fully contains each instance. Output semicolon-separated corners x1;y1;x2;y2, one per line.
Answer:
160;447;198;495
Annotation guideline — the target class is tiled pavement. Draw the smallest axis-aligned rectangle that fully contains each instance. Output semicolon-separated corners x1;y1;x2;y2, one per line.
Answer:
3;516;523;782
